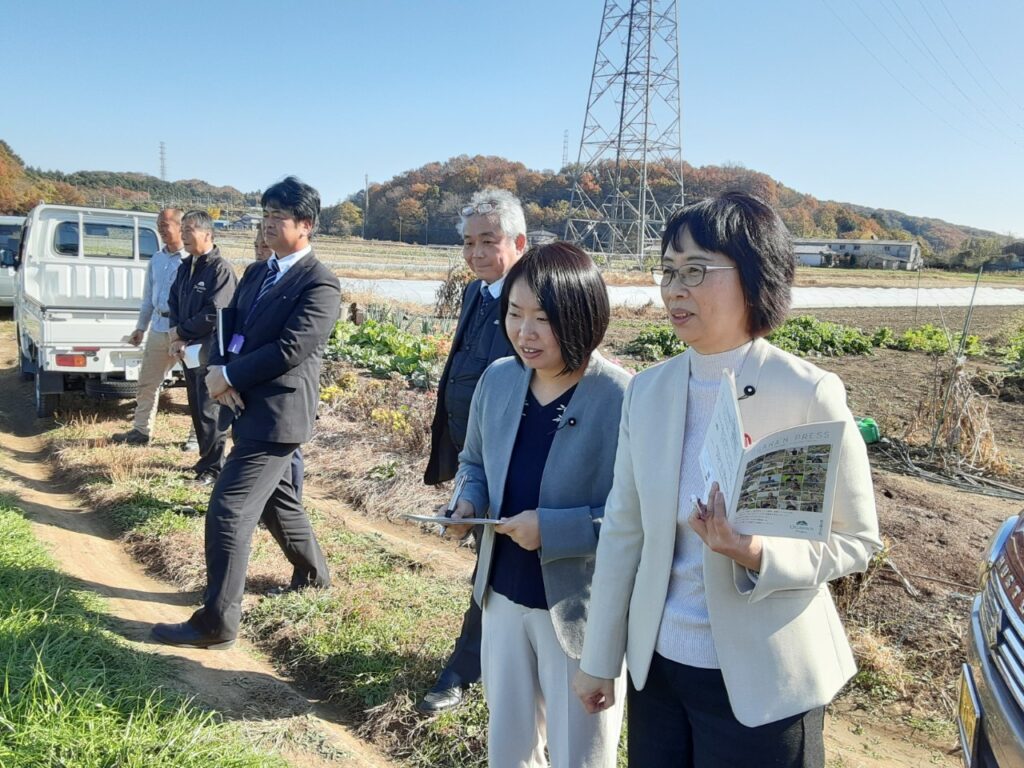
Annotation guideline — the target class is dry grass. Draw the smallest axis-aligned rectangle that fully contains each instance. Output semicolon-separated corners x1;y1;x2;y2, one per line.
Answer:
905;356;1008;475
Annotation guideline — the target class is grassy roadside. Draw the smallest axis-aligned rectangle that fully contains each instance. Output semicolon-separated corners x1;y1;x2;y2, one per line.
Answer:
0;501;285;768
47;393;491;767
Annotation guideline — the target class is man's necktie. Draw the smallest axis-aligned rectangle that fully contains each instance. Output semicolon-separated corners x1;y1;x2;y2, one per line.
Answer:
478;287;495;317
254;259;281;306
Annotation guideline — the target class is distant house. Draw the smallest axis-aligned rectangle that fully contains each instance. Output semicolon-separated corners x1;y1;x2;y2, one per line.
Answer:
527;229;558;246
795;243;833;267
231;214;262;230
794;237;923;271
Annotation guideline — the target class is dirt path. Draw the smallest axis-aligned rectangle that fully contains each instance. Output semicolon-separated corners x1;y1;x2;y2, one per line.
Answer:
0;356;394;767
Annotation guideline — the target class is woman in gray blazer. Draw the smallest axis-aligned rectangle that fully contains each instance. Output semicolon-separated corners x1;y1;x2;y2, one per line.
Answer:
447;242;630;768
573;193;883;767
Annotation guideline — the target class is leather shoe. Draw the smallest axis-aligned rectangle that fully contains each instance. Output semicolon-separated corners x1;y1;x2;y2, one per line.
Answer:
111;429;150;445
151;621;235;649
193;471;217;487
416;672;464;715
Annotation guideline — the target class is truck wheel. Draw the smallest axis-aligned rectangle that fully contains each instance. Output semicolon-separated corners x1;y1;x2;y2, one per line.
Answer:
84;378;139;400
34;372;59;418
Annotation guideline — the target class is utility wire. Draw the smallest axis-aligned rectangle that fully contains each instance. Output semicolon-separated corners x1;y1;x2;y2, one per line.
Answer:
820;0;980;147
851;0;996;136
880;0;1023;147
937;0;1024;119
916;0;1024;136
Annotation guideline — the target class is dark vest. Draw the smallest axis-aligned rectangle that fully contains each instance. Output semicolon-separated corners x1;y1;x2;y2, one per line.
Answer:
443;289;505;450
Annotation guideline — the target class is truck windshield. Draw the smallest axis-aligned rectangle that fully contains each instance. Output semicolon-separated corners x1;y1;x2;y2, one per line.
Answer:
54;222;157;259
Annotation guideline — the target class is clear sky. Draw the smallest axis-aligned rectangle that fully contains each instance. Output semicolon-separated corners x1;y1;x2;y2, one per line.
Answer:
5;0;1023;236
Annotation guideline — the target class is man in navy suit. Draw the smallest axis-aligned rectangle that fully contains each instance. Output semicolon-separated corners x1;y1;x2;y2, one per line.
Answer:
418;188;527;712
152;177;340;649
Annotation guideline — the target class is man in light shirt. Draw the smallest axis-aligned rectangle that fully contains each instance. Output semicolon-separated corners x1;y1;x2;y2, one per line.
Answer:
113;208;187;445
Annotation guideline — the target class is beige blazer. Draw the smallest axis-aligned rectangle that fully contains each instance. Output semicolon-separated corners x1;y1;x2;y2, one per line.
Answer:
579;338;882;727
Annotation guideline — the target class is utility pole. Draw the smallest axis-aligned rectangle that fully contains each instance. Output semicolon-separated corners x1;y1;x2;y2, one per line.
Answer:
362;174;368;240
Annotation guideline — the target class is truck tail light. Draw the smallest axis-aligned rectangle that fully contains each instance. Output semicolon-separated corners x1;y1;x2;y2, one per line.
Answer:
55;354;86;367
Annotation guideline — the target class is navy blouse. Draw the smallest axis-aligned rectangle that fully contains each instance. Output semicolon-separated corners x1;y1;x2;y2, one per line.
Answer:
490;384;577;609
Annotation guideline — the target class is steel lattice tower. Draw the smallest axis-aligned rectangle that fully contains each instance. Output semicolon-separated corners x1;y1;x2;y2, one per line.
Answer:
565;0;684;265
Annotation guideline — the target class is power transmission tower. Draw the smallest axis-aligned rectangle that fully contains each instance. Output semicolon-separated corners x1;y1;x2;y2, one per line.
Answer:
561;129;570;170
159;142;167;181
565;0;684;266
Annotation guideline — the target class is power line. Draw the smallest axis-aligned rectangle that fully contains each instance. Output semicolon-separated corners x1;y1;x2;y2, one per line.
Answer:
820;0;980;147
883;0;1020;146
915;0;1024;136
937;0;1024;119
851;0;985;132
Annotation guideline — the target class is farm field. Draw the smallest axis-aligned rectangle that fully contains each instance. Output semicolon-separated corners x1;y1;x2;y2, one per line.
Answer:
213;232;1024;289
2;297;1023;766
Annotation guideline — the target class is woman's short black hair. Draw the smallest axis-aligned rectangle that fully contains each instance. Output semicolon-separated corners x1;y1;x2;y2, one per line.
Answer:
661;191;794;336
261;176;321;235
501;242;610;375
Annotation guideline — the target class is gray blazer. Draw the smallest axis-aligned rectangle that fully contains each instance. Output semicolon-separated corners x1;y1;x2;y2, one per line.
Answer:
457;352;630;658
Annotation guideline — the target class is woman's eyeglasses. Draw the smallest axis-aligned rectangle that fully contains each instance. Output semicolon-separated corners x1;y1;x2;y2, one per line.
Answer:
461;202;498;217
651;264;736;288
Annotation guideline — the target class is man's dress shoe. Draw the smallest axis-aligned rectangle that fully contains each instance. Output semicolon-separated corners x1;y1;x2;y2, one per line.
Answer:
151;621;236;649
415;672;464;715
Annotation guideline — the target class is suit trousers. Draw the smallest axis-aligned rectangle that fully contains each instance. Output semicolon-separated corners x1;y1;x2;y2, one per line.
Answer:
482;590;625;768
189;438;330;639
439;525;482;685
626;653;825;768
131;330;177;436
183;364;230;477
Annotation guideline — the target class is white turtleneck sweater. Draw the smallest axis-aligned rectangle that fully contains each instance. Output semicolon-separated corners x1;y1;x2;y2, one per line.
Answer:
655;341;753;669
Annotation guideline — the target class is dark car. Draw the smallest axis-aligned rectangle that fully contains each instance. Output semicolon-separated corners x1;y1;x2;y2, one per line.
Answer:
960;511;1024;767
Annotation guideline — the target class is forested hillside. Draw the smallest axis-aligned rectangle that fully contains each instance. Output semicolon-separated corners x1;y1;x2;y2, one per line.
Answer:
350;154;1008;262
1;139;1011;263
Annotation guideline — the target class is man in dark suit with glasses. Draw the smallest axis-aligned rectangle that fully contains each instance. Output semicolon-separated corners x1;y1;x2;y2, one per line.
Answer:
152;176;340;649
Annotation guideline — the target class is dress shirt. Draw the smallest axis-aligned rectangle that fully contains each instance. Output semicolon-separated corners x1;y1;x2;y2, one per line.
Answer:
137;246;185;333
221;245;312;388
484;275;505;300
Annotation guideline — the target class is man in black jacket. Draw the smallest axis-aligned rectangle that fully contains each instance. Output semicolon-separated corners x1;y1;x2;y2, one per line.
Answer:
152;177;340;649
418;188;527;713
168;211;237;485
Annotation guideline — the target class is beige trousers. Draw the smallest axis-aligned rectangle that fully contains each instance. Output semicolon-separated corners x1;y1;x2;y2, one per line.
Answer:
132;330;177;436
481;590;625;768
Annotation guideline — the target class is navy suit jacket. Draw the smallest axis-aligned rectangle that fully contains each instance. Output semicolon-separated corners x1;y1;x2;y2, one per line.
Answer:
211;250;341;444
424;279;513;485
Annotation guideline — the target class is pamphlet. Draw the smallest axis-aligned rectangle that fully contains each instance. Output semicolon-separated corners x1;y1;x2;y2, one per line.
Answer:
698;373;845;542
182;343;202;370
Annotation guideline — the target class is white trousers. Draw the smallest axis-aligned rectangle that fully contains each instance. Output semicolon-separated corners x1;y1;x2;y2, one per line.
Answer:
482;589;625;768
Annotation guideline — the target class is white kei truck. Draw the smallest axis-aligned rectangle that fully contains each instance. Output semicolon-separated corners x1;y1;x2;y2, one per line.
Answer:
4;204;168;417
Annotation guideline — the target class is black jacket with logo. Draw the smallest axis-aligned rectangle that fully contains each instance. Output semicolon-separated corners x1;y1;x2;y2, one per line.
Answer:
168;245;237;366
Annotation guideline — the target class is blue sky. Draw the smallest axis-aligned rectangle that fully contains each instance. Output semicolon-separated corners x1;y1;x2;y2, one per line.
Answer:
6;0;1023;236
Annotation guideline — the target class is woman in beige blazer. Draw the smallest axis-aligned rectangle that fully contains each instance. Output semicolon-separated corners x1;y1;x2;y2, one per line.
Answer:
573;192;882;767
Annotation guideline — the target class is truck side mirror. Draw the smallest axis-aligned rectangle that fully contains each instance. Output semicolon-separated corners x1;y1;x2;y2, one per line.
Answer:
0;249;15;268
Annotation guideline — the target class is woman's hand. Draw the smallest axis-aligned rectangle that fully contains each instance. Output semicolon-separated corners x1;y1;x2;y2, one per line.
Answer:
689;482;763;572
573;669;616;714
494;509;540;551
443;499;476;541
